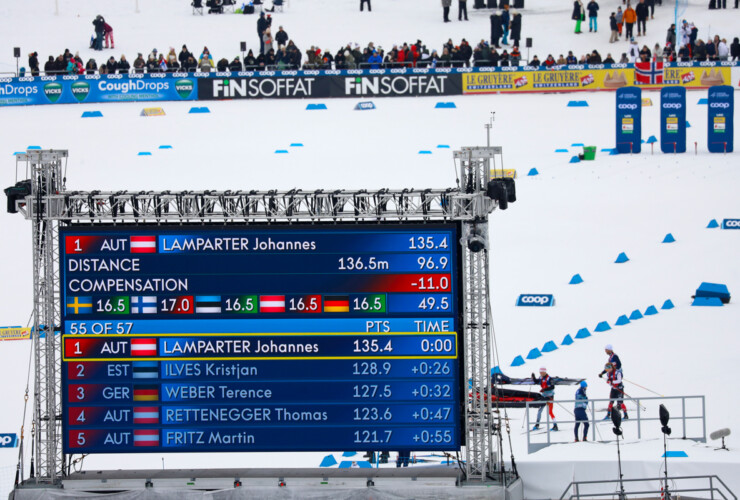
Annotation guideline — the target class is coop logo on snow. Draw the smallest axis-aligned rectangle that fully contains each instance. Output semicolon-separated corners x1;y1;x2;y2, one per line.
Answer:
71;81;90;102
175;79;194;99
722;219;740;229
0;434;18;448
43;82;62;103
516;294;554;307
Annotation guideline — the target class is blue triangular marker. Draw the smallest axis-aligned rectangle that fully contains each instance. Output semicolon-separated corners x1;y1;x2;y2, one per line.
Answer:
692;297;723;307
81;110;103;118
137;152;152;156
27;146;41;150
645;305;659;315
306;103;327;110
342;452;357;457
511;355;525;367
561;334;574;346
338;461;353;469
356;461;372;468
641;139;646;144
594;321;611;332
434;102;456;109
615;252;629;263
661;299;674;310
526;348;542;360
662;233;675;243
663;451;688;457
707;219;719;228
569;274;583;285
615;315;630;326
158;145;172;149
609;149;619;155
275;149;289;154
528;168;539;176
290;143;304;147
600;148;613;152
437;144;450;148
569;156;581;163
13;152;24;155
541;341;558;353
571;143;584;147
555;148;569;153
629;309;643;320
418;150;432;154
647;135;658;144
575;328;591;339
320;455;338;467
686;121;691;128
491;365;503;375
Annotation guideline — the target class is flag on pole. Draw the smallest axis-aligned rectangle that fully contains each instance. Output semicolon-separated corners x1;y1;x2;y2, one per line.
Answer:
635;61;664;85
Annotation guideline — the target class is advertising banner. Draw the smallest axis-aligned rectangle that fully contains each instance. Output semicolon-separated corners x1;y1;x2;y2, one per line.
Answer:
198;74;332;100
615;87;642;154
707;85;734;153
660;86;687;154
0;75;197;106
462;66;633;94
0;326;31;341
661;65;732;88
336;73;461;97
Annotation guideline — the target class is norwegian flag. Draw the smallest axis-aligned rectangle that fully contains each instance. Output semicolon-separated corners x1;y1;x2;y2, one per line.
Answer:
635;61;664;85
131;338;157;356
133;407;159;424
130;235;157;253
133;429;159;447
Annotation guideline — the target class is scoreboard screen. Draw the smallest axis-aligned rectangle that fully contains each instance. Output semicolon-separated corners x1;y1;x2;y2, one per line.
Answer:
60;224;462;453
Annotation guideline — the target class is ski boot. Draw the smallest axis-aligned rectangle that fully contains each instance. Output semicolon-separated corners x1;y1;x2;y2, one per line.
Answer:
551;424;559;431
532;424;540;431
583;436;588;442
623;411;629;420
603;411;611;420
574;438;580;442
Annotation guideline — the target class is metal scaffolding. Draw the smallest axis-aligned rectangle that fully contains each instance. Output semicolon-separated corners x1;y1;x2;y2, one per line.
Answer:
13;147;507;484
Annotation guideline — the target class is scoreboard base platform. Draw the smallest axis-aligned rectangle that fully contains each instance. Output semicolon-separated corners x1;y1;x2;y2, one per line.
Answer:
16;467;522;499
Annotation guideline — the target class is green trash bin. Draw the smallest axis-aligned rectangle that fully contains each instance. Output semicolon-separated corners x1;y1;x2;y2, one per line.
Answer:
583;146;596;161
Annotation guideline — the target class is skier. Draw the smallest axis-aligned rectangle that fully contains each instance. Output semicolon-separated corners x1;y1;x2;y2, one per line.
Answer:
599;344;622;377
531;367;558;431
574;381;589;442
604;362;628;420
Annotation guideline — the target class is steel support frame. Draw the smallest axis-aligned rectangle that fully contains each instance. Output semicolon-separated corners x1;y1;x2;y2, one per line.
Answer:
17;148;502;484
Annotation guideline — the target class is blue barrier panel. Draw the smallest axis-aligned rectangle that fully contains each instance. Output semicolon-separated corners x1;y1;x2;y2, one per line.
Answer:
435;102;456;108
692;297;723;307
616;87;642;154
707;219;719;228
511;355;525;367
644;305;658;315
629;309;643;320
561;334;574;346
306;103;327;110
707;86;734;153
569;156;580;163
660;87;686;153
526;348;542;360
542;341;558;353
594;321;611;332
354;101;375;110
615;252;629;263
575;328;591;339
662;233;676;243
661;299;675;310
569;274;583;285
528;168;539;176
615;315;630;326
695;282;730;301
81;111;103;117
418;150;432;154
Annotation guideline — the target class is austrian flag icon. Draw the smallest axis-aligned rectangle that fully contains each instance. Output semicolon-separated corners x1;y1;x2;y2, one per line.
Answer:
130;235;156;253
131;338;157;356
133;429;159;447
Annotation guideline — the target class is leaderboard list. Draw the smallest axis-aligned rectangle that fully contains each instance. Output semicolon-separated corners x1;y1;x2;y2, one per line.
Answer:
60;224;461;453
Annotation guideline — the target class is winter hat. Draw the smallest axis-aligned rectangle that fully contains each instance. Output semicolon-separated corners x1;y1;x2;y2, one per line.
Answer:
605;344;613;351
580;381;588;388
539;366;547;372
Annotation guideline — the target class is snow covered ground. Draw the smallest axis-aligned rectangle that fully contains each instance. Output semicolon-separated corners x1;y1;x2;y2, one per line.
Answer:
0;1;738;498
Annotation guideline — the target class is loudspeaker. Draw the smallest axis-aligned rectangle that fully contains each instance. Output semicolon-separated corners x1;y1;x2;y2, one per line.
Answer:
487;0;498;7
525;38;532;48
513;0;524;6
240;41;247;52
13;47;20;58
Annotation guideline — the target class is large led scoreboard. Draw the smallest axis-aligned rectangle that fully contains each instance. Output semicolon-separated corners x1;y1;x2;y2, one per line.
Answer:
60;224;463;453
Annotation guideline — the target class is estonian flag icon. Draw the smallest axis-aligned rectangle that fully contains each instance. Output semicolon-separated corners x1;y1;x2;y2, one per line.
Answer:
195;296;222;314
132;361;159;379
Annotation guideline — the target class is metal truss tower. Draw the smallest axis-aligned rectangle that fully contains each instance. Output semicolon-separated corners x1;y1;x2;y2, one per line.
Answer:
13;147;507;484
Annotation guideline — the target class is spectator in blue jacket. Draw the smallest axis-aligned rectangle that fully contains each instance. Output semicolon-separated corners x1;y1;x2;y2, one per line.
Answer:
587;1;599;32
574;381;589;442
501;5;511;45
367;50;382;69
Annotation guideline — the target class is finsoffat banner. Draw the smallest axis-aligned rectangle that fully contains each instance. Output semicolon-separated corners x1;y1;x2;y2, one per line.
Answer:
462;67;633;93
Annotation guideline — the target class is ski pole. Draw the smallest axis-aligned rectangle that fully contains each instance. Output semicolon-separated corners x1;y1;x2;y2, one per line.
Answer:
624;378;664;397
620;389;647;411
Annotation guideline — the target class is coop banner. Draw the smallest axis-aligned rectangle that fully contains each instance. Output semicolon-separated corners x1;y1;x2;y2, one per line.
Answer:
0;75;198;106
462;66;634;93
707;85;734;153
660;86;687;154
615;87;642;154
